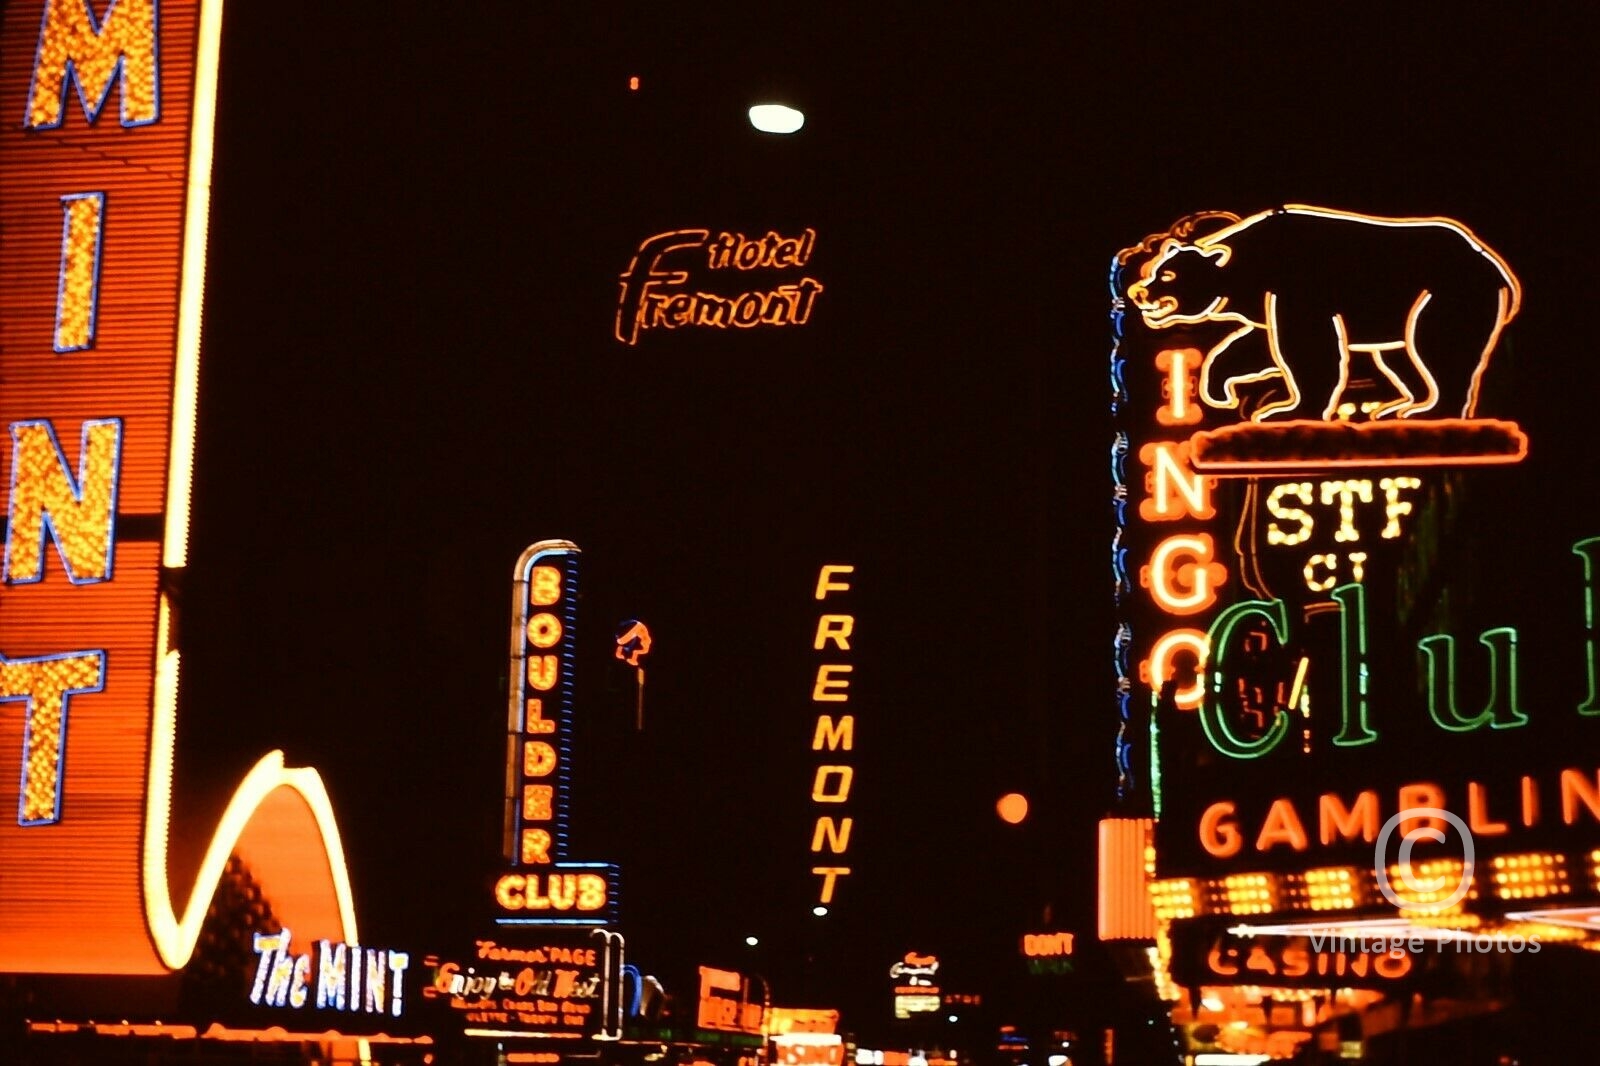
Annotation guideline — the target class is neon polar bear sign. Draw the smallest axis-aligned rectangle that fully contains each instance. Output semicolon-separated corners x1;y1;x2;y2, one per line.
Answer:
1125;205;1521;425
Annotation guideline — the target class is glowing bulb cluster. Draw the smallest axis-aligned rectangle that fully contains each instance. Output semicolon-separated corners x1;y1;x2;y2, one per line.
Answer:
1491;853;1569;900
1303;867;1361;911
1150;878;1198;921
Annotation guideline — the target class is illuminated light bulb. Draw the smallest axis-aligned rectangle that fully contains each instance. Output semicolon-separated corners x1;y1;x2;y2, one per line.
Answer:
812;905;828;917
750;103;805;134
745;936;759;947
997;793;1029;824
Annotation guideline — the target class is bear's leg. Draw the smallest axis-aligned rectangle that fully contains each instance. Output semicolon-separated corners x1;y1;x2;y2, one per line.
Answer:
1407;287;1509;418
1368;344;1436;420
1259;302;1347;420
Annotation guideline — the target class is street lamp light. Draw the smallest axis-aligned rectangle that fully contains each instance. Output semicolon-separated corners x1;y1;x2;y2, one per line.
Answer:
746;935;760;947
749;103;804;134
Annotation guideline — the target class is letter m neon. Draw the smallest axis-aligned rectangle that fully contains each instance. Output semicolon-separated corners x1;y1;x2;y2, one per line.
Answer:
812;715;854;752
25;0;160;130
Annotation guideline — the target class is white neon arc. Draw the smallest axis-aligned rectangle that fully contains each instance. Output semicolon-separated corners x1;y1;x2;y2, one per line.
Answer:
141;0;360;968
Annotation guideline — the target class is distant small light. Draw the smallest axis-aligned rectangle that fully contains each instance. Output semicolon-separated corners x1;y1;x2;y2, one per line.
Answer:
997;792;1029;824
745;935;760;947
812;905;828;917
628;75;640;91
947;1015;959;1024
1048;1057;1068;1066
750;103;804;134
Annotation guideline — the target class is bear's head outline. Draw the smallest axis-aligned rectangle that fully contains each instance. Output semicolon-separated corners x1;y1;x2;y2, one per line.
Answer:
1128;237;1241;327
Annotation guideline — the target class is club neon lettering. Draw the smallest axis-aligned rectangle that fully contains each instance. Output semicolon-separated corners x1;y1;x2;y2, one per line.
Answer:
494;872;609;913
1194;543;1600;760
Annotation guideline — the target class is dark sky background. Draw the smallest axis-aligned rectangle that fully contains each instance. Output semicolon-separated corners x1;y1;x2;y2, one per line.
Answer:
160;2;1595;1036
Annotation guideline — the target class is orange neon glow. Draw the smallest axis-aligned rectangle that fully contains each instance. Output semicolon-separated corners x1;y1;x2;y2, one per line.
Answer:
25;0;158;129
524;698;555;734
529;564;562;605
523;740;556;776
614;228;822;345
811;765;854;802
528;655;558;690
5;419;121;583
812;664;852;702
1190;418;1528;473
812;866;850;903
1140;533;1226;614
522;784;553;821
707;229;817;271
812;714;854;751
1097;817;1156;940
1;1;359;975
996;792;1029;824
54;192;104;351
1221;872;1278;915
815;564;854;599
1022;932;1075;957
646;283;820;329
814;613;854;650
1303;867;1362;910
766;1008;841;1036
1138;440;1214;522
614;620;651;664
1155;348;1203;426
28;1021;431;1047
811;815;853;853
1139;628;1207;709
520;828;551;864
494;872;608;912
526;612;562;648
1319;791;1378;846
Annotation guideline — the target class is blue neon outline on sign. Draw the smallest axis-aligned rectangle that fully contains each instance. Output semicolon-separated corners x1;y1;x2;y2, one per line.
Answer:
511;543;579;865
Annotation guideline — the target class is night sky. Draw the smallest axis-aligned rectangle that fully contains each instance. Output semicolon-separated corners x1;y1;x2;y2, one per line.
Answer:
157;2;1596;1033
